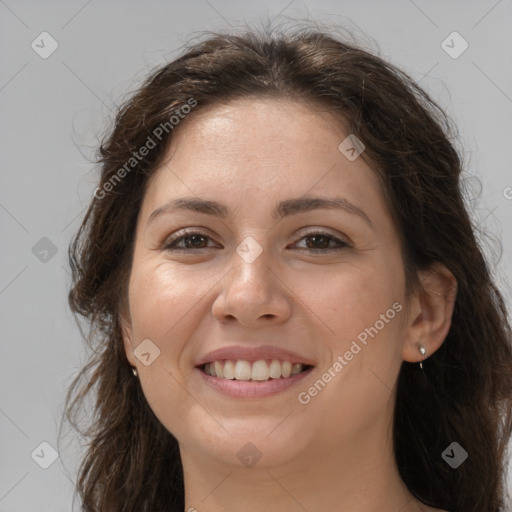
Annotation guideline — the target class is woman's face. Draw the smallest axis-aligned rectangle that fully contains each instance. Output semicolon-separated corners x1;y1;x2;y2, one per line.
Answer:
122;97;415;469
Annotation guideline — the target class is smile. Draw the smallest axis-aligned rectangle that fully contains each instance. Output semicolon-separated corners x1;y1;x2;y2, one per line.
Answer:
197;359;314;398
201;359;312;381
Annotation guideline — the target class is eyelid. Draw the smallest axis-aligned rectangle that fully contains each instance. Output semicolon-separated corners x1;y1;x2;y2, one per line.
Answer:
293;226;350;244
162;227;219;249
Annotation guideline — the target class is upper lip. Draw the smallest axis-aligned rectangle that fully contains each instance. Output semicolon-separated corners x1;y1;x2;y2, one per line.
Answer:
195;345;315;366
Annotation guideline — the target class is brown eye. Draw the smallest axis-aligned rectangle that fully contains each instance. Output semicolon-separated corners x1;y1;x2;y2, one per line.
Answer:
163;230;216;251
304;234;330;249
293;231;350;253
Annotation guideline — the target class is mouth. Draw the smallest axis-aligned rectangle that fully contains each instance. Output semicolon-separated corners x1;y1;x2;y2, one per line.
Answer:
196;359;314;398
194;345;316;398
198;359;314;381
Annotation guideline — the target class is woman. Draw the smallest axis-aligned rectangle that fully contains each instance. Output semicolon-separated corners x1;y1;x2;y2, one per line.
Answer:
63;25;512;512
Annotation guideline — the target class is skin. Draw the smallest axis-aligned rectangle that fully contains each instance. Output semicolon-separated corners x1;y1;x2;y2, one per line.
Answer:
121;97;457;512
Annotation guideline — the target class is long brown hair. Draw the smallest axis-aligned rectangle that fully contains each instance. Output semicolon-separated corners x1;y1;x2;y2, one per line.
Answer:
62;24;512;512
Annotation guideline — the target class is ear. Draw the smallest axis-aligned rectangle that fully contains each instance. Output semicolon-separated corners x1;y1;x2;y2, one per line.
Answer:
402;262;457;364
119;310;138;368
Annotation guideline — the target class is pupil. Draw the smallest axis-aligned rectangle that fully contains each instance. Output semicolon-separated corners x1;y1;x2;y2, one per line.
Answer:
307;235;329;249
187;235;206;248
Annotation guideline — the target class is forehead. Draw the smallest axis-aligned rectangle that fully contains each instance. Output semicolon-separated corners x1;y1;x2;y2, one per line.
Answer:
141;97;390;228
166;97;351;166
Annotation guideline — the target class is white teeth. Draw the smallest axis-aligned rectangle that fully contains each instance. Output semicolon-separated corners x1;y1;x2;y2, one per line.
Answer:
202;359;308;381
234;360;252;380
214;361;223;378
251;360;270;381
281;361;292;378
269;359;282;378
223;360;235;379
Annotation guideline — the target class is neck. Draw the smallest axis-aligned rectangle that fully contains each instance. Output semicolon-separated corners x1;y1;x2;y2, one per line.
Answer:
180;415;422;512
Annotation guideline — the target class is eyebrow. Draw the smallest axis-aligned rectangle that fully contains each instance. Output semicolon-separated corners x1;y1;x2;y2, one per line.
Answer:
147;195;373;229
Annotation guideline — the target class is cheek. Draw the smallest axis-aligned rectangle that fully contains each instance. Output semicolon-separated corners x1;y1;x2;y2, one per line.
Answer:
127;262;215;437
312;259;406;412
300;266;405;437
317;261;404;342
128;261;212;343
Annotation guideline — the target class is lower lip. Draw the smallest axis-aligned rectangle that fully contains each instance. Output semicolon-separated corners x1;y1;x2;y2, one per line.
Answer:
196;366;314;398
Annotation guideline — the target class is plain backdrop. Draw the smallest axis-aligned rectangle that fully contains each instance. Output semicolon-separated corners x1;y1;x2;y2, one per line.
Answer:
1;1;511;510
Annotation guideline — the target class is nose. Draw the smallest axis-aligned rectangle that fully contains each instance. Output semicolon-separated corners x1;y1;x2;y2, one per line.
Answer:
211;242;292;327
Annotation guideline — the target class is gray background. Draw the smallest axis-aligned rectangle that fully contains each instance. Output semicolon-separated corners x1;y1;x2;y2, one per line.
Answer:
1;1;511;510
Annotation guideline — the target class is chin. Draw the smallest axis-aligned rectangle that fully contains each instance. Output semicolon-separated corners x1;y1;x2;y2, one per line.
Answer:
182;417;312;469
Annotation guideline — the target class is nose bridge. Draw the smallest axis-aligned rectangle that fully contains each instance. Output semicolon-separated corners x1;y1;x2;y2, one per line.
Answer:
212;233;291;325
229;234;273;294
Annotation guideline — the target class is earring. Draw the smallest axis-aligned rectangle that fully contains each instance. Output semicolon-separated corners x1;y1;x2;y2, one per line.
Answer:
132;367;138;377
417;342;427;369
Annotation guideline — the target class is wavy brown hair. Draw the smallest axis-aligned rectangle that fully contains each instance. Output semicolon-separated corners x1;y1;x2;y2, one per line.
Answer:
62;24;512;512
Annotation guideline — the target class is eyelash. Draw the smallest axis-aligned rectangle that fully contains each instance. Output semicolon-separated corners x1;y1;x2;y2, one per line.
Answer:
162;228;350;254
